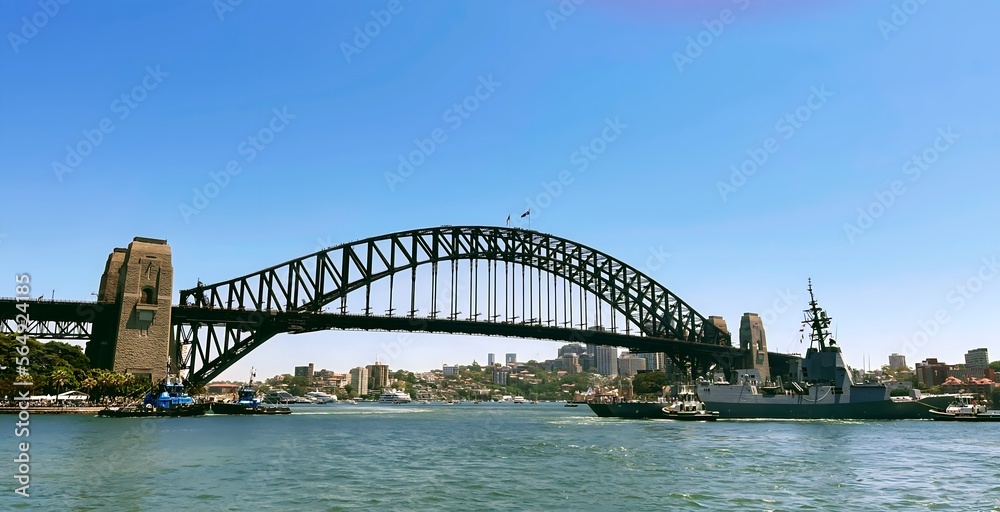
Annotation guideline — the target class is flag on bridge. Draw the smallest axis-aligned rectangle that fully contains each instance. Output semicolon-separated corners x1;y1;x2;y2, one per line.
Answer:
520;209;530;218
505;215;510;226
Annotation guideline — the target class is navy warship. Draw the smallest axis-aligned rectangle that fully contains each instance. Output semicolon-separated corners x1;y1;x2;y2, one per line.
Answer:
698;280;941;420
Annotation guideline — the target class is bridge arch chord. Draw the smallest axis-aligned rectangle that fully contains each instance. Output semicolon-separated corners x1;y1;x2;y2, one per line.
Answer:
179;226;730;346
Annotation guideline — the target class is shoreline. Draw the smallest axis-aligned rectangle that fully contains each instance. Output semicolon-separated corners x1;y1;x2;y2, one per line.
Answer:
0;406;104;415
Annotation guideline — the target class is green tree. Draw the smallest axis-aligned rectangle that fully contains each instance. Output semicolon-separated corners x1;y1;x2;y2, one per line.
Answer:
992;387;1000;407
633;371;669;395
49;367;77;395
344;384;355;397
989;360;1000;372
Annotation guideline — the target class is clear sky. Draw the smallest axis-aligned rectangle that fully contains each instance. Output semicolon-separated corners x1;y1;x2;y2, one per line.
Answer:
2;0;998;381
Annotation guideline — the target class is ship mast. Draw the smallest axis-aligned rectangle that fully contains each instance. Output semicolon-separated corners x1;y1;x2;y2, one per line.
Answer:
804;279;834;351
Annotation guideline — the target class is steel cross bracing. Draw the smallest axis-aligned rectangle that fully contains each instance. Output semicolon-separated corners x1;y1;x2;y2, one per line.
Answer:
176;226;732;385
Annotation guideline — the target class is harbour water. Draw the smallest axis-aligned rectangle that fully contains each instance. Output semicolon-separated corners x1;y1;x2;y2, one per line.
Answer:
4;403;999;511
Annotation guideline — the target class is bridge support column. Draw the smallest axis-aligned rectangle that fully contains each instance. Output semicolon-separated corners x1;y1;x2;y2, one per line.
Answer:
86;237;173;382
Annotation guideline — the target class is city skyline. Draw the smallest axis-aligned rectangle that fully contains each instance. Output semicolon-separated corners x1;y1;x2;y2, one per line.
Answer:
2;1;998;381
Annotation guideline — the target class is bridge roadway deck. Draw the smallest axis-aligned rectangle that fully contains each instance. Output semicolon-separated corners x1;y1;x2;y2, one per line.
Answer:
0;299;749;363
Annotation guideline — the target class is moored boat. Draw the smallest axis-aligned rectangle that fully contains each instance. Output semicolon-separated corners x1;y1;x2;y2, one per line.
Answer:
211;370;291;415
98;374;206;418
377;389;412;404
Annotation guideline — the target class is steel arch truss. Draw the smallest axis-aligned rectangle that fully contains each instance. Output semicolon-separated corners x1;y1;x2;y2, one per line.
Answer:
178;226;731;384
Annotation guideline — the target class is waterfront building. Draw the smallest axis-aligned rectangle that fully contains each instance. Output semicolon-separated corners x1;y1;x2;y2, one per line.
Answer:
350;366;369;396
367;361;391;390
294;363;315;382
505;353;517;366
739;313;769;382
488;353;495;366
618;353;646;378
940;375;994;397
888;353;907;371
595;345;618;377
915;358;951;386
443;364;460;376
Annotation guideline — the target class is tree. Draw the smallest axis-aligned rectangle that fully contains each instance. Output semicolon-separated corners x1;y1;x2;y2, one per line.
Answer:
49;367;76;395
992;388;1000;407
990;361;1000;372
633;371;669;395
344;384;355;397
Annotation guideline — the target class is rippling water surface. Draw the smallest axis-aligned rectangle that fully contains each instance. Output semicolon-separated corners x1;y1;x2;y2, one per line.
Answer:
3;403;999;511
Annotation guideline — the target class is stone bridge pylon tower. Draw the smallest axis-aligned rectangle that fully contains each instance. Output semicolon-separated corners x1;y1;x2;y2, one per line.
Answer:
86;237;174;382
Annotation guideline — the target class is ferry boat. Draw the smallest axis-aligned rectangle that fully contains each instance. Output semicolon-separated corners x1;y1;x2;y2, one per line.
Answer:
262;390;295;404
929;395;1000;422
512;396;528;404
211;371;291;415
377;389;412;404
305;391;338;404
661;386;718;421
98;374;207;418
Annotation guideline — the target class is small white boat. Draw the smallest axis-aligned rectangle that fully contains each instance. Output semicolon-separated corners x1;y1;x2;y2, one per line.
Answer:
512;396;527;403
377;389;412;404
306;391;338;404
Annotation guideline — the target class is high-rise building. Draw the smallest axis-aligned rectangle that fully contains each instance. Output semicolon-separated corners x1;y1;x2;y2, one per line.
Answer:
488;353;495;366
618;353;647;377
294;363;315;382
443;364;460;376
492;367;510;385
367;361;390;390
634;353;665;372
558;343;586;357
349;366;369;396
965;348;989;370
739;313;769;381
888;353;907;371
595;345;618;376
505;353;517;366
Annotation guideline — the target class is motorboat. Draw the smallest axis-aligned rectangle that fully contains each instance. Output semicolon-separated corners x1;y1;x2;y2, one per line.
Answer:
306;391;338;404
377;389;412;404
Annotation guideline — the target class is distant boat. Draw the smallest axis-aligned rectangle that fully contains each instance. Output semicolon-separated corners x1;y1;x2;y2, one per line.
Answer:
512;396;527;404
377;389;412;404
306;391;338;404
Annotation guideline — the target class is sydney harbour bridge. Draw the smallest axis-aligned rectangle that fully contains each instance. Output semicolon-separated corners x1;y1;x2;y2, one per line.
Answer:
0;225;784;387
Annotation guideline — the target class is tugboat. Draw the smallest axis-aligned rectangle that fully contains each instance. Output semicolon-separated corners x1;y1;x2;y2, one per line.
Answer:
211;370;292;415
98;373;207;418
929;394;1000;422
661;386;719;421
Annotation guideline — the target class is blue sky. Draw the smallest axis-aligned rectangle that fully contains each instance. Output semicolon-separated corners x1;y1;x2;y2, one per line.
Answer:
1;0;998;381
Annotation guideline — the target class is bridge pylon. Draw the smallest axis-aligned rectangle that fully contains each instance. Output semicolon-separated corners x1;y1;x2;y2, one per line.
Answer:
85;237;174;382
